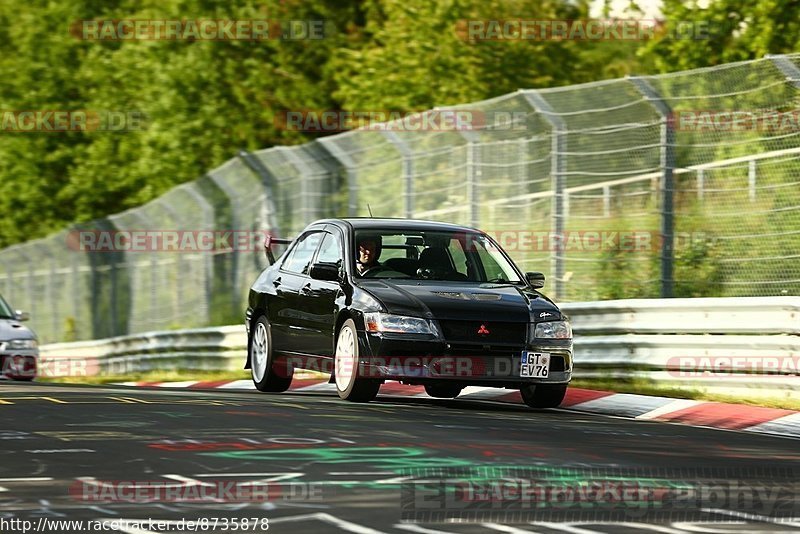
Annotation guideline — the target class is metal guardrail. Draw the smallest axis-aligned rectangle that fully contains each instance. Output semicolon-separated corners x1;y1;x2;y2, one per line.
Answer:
39;297;799;399
563;296;800;400
40;325;246;376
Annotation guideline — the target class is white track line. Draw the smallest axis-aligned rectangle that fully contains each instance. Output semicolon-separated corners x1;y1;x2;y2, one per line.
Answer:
701;508;800;526
395;524;459;534
269;512;389;533
482;523;540;533
635;399;702;420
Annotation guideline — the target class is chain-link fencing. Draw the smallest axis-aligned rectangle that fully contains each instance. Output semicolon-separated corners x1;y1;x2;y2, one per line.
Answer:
2;54;799;343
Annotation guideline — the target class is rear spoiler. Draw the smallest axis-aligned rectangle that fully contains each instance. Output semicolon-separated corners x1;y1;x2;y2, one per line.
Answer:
264;235;293;265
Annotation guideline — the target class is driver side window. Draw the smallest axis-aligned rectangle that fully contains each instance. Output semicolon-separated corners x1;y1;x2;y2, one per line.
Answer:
316;232;343;265
282;232;323;275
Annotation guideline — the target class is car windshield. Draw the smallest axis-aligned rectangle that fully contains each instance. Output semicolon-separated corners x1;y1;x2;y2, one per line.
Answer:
0;294;15;319
353;229;524;283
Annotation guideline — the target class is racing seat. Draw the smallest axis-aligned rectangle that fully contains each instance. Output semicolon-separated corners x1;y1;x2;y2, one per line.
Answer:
417;247;467;280
383;257;419;276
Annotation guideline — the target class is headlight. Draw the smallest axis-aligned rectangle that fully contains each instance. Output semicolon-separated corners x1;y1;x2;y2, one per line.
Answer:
6;339;38;349
534;321;572;339
364;312;435;335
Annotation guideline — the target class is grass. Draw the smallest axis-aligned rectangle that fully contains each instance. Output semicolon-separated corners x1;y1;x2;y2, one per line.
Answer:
39;370;799;410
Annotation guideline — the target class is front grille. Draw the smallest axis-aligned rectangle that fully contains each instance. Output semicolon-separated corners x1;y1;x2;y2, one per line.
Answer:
439;320;526;345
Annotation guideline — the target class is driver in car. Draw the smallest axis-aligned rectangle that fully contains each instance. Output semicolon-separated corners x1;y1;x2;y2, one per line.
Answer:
356;235;382;276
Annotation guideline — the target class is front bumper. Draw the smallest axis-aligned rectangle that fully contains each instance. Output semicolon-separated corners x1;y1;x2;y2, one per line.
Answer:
358;332;572;386
0;349;39;379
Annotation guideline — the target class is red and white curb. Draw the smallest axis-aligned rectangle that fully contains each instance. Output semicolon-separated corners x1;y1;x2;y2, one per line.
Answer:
118;379;800;440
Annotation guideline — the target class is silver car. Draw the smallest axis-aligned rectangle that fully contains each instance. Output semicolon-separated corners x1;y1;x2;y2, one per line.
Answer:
0;294;38;381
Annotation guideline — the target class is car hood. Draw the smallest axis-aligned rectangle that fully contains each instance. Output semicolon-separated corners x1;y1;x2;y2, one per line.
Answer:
355;279;561;322
0;318;36;341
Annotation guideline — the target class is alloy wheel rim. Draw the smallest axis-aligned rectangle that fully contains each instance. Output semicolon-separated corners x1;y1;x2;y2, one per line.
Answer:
252;322;268;382
335;326;355;391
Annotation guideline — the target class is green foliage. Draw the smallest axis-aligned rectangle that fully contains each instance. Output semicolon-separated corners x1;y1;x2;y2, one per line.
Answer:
1;0;798;254
640;0;800;71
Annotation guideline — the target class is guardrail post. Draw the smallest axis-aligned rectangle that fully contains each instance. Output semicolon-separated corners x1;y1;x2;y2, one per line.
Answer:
317;139;359;217
238;150;281;234
630;77;675;298
522;91;566;300
381;131;414;218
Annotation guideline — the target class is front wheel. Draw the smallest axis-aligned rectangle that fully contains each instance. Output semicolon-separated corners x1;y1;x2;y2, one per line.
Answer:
520;383;567;408
334;319;380;402
250;316;292;393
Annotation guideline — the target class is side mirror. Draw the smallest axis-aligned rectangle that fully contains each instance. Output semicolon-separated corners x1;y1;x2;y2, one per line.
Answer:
525;272;545;289
15;310;30;322
309;262;341;282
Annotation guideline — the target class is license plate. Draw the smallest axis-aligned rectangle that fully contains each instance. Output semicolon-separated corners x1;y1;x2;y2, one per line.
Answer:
520;352;550;378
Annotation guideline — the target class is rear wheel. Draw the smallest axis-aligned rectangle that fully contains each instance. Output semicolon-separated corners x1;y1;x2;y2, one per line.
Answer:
334;319;380;402
424;383;463;398
250;316;292;393
520;383;567;408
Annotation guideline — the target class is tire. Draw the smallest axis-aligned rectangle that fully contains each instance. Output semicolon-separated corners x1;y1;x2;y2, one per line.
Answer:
520;383;568;408
10;375;34;382
424;383;463;398
250;316;292;393
334;319;380;402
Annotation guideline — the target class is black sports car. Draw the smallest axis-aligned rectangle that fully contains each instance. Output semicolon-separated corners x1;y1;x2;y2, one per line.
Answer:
245;218;572;407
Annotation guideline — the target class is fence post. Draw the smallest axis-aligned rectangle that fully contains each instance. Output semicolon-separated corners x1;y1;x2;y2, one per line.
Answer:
381;131;414;218
238;150;281;235
767;54;800;89
70;250;80;338
630;76;675;298
523;90;566;300
317;139;359;217
182;183;214;326
697;169;704;201
280;146;319;224
457;130;481;228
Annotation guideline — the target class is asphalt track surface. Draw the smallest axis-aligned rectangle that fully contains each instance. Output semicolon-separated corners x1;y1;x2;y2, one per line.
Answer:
1;381;799;534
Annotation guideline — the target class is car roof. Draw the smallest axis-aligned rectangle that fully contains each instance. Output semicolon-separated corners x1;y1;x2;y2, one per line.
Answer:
311;218;482;234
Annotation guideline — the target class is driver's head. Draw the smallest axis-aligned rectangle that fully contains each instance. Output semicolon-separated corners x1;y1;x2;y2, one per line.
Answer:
357;234;381;267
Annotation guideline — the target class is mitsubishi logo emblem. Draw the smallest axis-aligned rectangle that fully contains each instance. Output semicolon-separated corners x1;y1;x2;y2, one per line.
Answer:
477;324;490;335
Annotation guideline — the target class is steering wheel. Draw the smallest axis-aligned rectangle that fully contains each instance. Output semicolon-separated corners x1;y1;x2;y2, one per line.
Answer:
361;264;389;278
